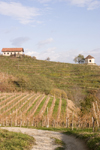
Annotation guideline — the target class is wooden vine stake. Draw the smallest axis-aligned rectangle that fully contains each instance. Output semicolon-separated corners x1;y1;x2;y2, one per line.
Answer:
92;117;95;132
46;107;49;128
95;101;100;126
71;111;74;130
66;98;68;128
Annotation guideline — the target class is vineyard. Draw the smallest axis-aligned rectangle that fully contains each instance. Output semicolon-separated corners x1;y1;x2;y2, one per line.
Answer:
0;92;99;130
0;92;79;127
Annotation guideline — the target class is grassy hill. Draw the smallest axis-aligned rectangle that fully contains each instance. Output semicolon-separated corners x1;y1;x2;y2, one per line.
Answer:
1;55;100;150
0;55;100;102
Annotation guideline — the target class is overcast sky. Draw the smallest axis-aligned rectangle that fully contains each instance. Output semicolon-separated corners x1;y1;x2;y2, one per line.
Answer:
0;0;100;64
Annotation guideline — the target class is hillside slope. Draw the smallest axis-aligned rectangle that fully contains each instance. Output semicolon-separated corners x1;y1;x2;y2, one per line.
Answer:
0;55;100;100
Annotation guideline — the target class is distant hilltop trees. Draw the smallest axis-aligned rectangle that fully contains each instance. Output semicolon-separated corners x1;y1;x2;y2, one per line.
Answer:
73;54;85;64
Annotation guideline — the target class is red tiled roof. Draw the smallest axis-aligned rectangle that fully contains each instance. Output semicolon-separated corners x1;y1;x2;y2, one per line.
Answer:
85;55;94;59
2;48;24;52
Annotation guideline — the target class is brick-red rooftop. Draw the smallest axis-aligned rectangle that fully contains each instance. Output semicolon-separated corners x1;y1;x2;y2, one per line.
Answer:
2;48;24;52
85;55;94;59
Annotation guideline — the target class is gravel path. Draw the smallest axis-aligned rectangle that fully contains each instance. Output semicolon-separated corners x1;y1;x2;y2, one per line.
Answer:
1;127;89;150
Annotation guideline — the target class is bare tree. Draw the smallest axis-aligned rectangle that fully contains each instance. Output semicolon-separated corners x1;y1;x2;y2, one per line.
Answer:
46;57;50;61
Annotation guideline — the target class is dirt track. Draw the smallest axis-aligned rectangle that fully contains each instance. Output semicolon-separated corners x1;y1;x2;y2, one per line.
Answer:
1;127;89;150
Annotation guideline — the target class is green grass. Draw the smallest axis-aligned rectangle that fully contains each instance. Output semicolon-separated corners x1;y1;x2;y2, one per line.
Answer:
0;129;35;150
52;98;60;119
0;95;16;108
0;95;10;103
61;99;67;118
26;95;42;115
3;94;26;115
52;137;66;150
55;147;65;150
7;94;29;114
34;96;47;116
53;137;66;146
19;94;36;113
44;97;53;116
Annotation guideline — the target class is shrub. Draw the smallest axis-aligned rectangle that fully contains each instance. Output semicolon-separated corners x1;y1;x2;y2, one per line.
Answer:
50;88;67;99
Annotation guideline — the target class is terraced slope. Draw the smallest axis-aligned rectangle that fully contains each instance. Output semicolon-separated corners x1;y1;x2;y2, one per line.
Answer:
0;55;100;98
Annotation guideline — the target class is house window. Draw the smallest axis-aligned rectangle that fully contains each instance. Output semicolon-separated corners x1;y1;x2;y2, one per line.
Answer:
4;53;6;54
89;60;91;62
7;52;9;54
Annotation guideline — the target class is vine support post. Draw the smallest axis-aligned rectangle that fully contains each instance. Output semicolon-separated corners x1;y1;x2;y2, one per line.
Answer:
46;107;49;128
72;111;74;131
92;117;95;132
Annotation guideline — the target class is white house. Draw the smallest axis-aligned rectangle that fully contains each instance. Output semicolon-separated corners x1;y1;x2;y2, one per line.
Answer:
85;55;95;64
2;48;24;56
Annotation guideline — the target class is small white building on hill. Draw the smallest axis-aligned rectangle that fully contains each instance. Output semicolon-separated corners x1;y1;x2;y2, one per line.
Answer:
2;48;24;56
85;55;95;64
